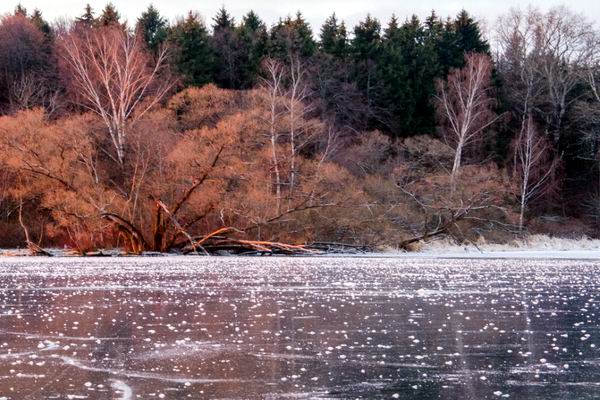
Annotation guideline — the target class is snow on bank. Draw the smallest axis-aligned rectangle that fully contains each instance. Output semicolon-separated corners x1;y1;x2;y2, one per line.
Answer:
2;235;600;260
394;234;600;260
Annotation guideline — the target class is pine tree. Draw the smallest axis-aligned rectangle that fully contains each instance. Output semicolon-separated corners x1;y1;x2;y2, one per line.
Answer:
75;4;96;28
454;10;490;55
351;15;382;114
237;10;268;88
351;15;381;64
213;6;235;32
99;3;121;27
384;14;399;39
437;10;490;72
136;5;168;55
167;12;214;86
14;4;27;17
240;10;264;32
424;10;443;35
377;15;440;136
269;12;316;60
320;13;348;58
30;9;52;38
211;6;240;89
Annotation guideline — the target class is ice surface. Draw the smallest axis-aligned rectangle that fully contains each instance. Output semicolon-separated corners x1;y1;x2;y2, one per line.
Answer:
0;256;599;399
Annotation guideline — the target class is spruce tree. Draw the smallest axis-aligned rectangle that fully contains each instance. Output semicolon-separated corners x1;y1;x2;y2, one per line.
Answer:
14;4;27;17
437;10;490;72
99;3;121;27
351;15;381;65
75;4;96;28
237;10;268;88
320;13;348;59
351;15;382;115
454;10;489;55
167;12;214;86
136;5;168;55
269;12;316;60
213;6;235;32
424;10;443;36
384;14;399;39
30;9;52;38
378;15;440;136
211;6;240;89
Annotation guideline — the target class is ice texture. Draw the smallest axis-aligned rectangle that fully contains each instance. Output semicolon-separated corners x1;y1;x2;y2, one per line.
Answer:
0;256;599;399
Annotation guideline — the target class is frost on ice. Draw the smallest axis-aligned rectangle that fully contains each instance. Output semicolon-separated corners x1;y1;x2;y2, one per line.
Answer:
0;256;599;399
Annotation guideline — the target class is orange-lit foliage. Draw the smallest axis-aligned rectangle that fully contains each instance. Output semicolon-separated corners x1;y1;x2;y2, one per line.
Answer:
0;83;517;252
0;86;369;251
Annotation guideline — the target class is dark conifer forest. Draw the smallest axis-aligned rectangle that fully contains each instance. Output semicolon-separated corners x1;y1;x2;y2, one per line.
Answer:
0;3;599;254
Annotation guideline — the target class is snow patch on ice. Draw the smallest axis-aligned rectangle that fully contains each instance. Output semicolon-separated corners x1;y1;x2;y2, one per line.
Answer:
110;379;133;400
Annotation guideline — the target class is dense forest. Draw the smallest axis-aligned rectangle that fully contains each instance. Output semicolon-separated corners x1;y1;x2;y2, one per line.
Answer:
0;3;599;254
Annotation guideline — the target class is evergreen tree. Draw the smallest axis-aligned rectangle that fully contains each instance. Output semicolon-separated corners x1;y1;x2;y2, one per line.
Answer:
237;10;268;88
167;12;214;86
269;12;316;60
454;10;489;55
384;14;399;39
378;15;439;136
211;7;240;89
320;13;348;59
320;14;337;53
99;3;121;27
351;15;382;68
136;5;168;55
351;15;382;115
14;4;27;17
315;15;363;129
30;9;52;38
424;10;443;36
337;21;348;57
435;18;459;74
212;6;235;31
75;4;96;28
436;10;490;72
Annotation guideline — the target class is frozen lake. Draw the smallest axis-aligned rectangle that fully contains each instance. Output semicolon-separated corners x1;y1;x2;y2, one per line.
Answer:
0;256;599;399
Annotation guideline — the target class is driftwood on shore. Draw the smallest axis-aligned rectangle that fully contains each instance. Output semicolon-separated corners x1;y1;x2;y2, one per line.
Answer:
182;236;320;255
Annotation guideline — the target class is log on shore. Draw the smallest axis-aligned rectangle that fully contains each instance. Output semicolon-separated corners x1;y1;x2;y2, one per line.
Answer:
307;242;374;253
183;238;320;256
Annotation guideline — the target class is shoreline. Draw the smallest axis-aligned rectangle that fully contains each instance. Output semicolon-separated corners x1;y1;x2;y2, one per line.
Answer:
2;248;600;260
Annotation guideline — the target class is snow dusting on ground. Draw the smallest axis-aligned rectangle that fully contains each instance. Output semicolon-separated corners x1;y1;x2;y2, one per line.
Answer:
405;235;600;259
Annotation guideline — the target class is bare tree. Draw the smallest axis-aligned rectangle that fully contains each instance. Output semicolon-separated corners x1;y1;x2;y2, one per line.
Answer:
59;26;174;165
498;7;598;145
0;14;53;113
8;73;61;115
261;58;285;214
286;56;311;195
533;7;598;143
436;53;500;192
497;8;545;128
513;116;557;231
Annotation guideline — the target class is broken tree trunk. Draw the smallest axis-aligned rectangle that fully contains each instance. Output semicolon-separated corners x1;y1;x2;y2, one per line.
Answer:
155;200;209;255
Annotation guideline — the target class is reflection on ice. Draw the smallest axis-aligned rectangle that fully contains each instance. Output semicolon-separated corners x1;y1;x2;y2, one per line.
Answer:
0;256;599;399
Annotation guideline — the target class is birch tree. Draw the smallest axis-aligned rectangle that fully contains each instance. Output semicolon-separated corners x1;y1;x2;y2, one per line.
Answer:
59;26;174;165
532;7;597;144
513;116;557;231
436;53;499;192
498;7;598;146
261;58;284;214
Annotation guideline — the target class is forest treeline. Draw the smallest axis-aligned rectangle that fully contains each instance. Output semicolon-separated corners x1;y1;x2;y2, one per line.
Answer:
0;3;598;254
